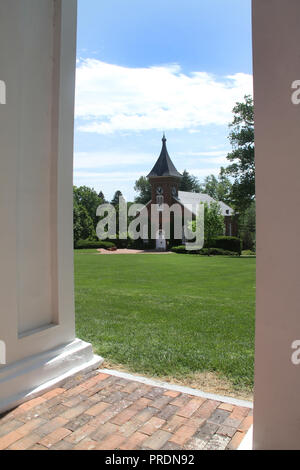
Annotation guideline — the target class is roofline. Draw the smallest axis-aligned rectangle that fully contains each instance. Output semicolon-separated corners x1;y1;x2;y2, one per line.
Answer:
172;197;196;216
177;191;235;213
147;174;182;180
147;135;182;178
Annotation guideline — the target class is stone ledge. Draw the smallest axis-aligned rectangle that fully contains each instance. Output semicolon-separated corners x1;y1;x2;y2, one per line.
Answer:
0;339;103;414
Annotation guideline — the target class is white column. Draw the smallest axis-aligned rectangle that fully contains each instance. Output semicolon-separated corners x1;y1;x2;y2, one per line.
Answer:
253;0;300;449
0;0;102;414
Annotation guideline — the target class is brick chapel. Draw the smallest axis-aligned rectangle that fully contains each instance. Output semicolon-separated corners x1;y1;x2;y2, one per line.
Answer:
144;135;237;250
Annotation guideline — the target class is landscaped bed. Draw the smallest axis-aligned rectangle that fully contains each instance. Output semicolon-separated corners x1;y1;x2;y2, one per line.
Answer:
75;251;255;399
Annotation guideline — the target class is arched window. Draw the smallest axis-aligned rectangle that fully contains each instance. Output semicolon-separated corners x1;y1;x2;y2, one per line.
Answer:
156;195;164;211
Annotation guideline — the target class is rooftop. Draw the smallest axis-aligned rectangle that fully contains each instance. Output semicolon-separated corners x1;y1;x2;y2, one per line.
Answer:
177;191;235;216
147;135;182;179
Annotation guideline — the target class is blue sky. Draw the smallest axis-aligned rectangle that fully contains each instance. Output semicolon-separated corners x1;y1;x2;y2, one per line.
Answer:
74;0;253;201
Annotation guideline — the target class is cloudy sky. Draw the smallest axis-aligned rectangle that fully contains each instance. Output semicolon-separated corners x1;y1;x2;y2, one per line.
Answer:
74;0;253;201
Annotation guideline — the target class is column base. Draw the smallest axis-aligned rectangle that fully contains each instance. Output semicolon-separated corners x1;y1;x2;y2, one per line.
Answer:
0;338;103;414
238;426;253;450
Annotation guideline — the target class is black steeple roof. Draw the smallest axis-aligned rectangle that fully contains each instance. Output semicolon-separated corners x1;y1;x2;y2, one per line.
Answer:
147;135;182;179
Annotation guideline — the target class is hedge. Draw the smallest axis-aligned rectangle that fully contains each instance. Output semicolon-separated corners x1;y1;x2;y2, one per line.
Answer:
75;239;116;250
171;245;239;256
199;248;239;256
75;238;156;250
170;245;187;254
207;236;242;255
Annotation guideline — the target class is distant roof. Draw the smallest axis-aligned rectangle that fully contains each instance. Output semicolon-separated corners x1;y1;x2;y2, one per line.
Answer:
176;191;234;216
147;135;182;179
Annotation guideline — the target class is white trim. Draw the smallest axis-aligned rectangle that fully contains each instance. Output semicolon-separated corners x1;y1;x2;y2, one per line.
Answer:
238;425;253;450
0;339;103;414
98;368;253;409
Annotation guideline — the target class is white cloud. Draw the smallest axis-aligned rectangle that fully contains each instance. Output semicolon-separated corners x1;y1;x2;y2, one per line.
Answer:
174;150;229;167
74;149;229;183
74;151;154;169
186;168;221;178
73;170;142;181
178;150;228;157
73;171;139;201
189;156;228;166
75;59;253;135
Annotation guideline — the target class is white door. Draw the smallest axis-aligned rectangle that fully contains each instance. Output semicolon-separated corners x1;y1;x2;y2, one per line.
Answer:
156;230;166;251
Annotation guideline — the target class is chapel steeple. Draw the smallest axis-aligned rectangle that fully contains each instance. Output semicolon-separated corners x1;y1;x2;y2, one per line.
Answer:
147;135;182;179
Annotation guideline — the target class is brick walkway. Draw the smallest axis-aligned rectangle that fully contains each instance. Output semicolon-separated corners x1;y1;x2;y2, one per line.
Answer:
0;370;252;450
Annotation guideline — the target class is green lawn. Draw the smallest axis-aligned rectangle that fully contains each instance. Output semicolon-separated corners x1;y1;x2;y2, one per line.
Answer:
75;251;255;394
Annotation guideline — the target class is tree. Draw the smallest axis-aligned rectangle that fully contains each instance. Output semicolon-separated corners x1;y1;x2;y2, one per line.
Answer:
192;201;224;255
73;186;103;246
225;94;255;212
204;202;224;254
98;191;106;203
134;176;152;205
179;170;201;192
73;186;102;226
218;167;233;205
200;168;232;204
73;202;95;246
111;190;123;207
200;174;218;199
239;201;256;251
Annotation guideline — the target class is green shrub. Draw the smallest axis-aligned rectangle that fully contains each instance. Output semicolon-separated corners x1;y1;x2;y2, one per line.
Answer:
106;236;155;250
171;245;238;256
171;245;189;254
107;237;128;249
75;239;116;250
242;249;256;256
199;248;238;256
208;236;242;255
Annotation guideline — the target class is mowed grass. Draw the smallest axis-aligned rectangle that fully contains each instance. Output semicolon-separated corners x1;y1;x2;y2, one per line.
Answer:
75;252;255;393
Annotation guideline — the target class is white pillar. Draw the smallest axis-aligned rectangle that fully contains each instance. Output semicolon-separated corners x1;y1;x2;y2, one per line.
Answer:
0;0;102;414
253;0;300;449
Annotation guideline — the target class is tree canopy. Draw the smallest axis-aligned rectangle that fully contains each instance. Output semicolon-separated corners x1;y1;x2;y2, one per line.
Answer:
203;202;224;247
179;170;201;192
73;186;104;245
239;200;256;251
111;190;123;207
134;176;152;205
73;186;103;226
200;168;232;205
225;94;255;212
192;201;224;254
73;203;95;244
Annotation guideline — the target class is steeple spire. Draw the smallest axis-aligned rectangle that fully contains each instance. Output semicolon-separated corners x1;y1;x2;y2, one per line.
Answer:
147;135;182;179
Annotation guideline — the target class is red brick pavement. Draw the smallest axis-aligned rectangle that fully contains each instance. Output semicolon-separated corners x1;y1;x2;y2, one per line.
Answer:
0;370;252;450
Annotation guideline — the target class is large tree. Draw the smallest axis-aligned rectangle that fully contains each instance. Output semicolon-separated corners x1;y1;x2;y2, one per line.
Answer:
73;202;95;245
192;201;224;255
73;186;104;245
98;191;106;203
134;176;152;205
203;202;224;253
225;95;255;212
73;186;103;226
179;170;201;192
200;167;232;204
239;200;256;251
111;190;123;207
